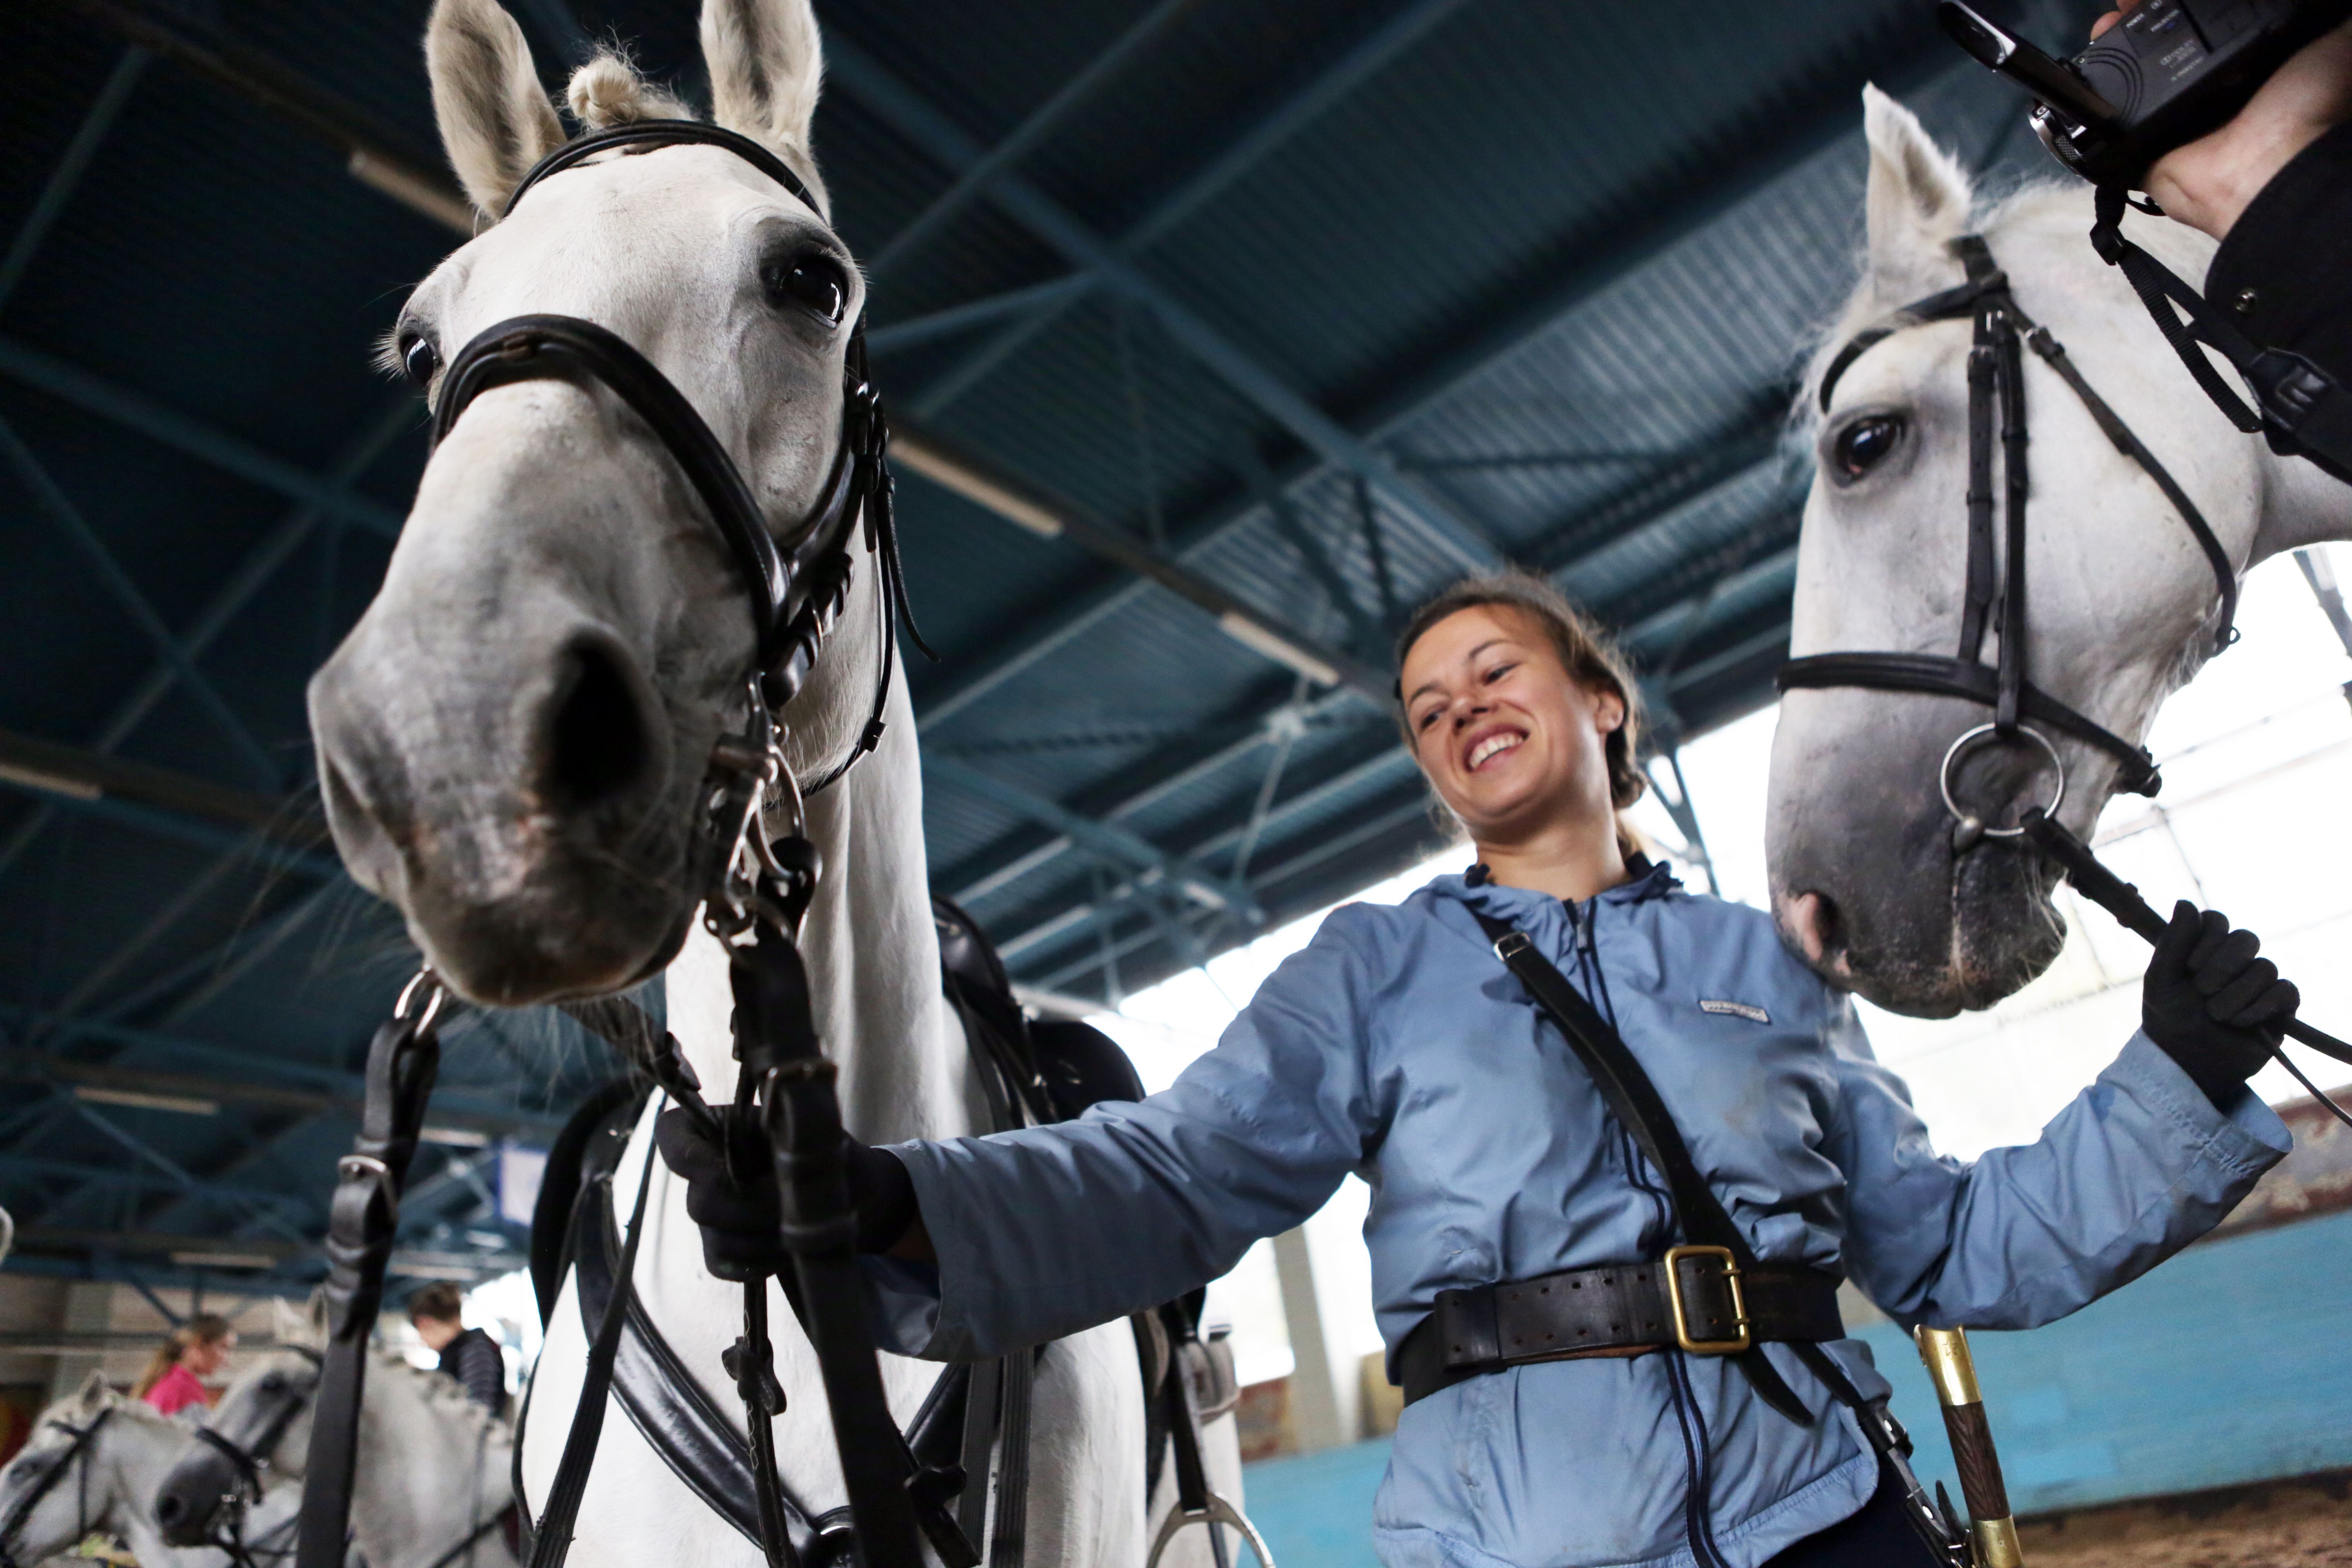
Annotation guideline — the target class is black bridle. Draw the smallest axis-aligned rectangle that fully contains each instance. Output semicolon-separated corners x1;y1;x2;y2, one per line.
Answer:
0;1408;111;1568
430;118;921;802
301;119;930;1568
1776;229;2352;1127
1778;232;2241;843
179;1349;320;1568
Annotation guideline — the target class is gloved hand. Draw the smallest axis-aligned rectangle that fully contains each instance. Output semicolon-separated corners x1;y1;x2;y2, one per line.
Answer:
2142;901;2299;1107
655;1105;921;1278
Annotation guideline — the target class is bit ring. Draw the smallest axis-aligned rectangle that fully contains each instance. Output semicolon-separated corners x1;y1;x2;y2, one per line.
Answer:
1939;722;2065;843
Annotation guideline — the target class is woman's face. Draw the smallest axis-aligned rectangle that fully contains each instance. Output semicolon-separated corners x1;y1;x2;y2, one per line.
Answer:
1401;604;1624;844
185;1334;233;1377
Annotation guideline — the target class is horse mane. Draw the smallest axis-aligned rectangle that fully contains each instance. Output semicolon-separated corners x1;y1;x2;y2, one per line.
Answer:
364;1344;511;1443
1791;176;2222;434
31;1381;183;1433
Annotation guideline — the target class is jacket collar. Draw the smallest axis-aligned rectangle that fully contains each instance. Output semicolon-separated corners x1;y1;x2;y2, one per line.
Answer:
1418;854;1681;949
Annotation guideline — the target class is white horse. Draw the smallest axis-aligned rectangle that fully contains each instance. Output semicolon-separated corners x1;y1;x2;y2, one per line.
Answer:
1765;86;2352;1017
0;1371;301;1568
155;1327;516;1568
300;1;1230;1564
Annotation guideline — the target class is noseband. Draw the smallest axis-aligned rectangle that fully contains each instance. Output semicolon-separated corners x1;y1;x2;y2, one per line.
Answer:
1779;232;2241;848
0;1408;111;1568
183;1349;321;1567
428;119;915;807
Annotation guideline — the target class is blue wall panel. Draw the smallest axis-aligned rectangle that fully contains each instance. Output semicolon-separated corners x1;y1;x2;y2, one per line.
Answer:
1858;1207;2352;1517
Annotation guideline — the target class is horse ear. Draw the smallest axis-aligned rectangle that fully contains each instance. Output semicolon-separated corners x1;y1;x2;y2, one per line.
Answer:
700;0;831;216
271;1296;317;1348
74;1368;111;1412
424;0;566;220
1861;85;1974;299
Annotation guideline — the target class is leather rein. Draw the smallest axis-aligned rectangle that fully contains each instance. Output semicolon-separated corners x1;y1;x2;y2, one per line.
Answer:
1779;231;2239;837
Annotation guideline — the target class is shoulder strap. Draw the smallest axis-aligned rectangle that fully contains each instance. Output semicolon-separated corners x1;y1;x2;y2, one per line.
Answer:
1470;911;1815;1425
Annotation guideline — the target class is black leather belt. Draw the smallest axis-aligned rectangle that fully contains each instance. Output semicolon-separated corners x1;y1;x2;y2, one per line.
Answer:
1395;1253;1846;1406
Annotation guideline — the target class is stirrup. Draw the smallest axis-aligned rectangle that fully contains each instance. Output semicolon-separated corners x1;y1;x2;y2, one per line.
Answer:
1145;1491;1275;1568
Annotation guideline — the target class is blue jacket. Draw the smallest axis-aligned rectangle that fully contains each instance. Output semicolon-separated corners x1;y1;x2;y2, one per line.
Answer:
869;864;2289;1568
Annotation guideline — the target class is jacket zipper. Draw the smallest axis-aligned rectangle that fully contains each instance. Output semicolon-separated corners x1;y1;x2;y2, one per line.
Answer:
1570;894;1732;1568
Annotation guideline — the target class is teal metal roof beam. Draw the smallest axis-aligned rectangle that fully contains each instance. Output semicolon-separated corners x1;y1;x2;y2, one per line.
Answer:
923;752;1261;924
868;273;1094;354
902;0;1480;421
0;337;409;537
824;38;1502;579
893;424;1386;702
0;44;149;314
863;0;1211;283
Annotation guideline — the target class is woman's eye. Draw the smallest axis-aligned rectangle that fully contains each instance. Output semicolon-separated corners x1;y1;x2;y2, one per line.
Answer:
765;253;850;324
1483;664;1513;684
401;335;439;388
1830;414;1905;482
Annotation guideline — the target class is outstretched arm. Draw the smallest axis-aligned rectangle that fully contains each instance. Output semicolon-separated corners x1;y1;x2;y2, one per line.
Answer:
1824;993;2289;1331
864;909;1385;1362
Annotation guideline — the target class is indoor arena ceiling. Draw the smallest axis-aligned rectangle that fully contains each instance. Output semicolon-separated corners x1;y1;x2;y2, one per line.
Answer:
0;0;2087;1292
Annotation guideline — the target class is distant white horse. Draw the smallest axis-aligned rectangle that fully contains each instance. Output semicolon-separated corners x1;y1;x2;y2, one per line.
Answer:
1766;86;2352;1017
155;1321;515;1568
0;1371;300;1568
297;0;1232;1564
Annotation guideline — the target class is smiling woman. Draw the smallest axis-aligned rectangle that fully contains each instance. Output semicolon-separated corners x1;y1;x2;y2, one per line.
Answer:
655;531;2315;1568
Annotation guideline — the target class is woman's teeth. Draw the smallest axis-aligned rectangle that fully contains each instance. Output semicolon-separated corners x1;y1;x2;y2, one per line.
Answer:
1468;733;1522;769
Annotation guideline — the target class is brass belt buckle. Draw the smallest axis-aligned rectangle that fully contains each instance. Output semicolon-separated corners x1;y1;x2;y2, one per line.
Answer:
1664;1244;1751;1354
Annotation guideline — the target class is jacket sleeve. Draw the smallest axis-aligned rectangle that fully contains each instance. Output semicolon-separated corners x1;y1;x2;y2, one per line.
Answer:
864;907;1385;1362
2205;122;2352;476
1821;1000;2290;1330
455;1332;507;1411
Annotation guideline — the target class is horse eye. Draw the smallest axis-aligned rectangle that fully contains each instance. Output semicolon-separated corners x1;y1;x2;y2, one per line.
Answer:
260;1372;283;1393
765;254;849;325
401;335;439;388
1830;414;1905;483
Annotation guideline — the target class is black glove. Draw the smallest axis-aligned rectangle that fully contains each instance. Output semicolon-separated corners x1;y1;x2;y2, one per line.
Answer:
655;1105;921;1279
2142;901;2299;1107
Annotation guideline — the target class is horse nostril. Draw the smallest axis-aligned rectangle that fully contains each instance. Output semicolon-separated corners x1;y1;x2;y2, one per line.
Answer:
543;638;654;812
1789;891;1846;967
155;1489;186;1527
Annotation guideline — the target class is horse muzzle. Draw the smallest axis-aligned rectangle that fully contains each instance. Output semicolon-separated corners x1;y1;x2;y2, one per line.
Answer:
152;1450;240;1548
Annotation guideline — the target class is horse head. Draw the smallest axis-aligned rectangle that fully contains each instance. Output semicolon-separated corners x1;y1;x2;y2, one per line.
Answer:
307;0;884;1005
0;1371;127;1567
1762;86;2291;1017
154;1345;318;1549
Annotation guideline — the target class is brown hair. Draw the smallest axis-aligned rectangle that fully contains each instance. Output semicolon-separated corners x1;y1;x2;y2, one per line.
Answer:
409;1281;466;1324
1394;569;1647;811
132;1314;234;1400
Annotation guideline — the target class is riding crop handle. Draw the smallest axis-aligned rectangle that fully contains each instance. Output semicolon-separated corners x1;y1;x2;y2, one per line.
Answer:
1915;1328;2023;1568
2018;810;2352;1069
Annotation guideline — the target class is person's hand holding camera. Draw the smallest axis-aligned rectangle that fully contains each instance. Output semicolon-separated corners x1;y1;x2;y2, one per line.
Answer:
2092;0;2352;238
2141;900;2299;1107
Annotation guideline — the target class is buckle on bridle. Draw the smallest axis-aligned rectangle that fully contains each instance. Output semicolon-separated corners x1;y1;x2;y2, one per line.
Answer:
1664;1244;1751;1355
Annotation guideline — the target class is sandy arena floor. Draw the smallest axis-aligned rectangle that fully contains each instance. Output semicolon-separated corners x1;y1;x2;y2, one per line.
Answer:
2019;1471;2352;1566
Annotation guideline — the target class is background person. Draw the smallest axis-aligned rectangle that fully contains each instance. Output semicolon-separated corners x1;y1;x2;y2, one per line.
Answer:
134;1315;234;1416
407;1282;505;1414
666;570;2301;1568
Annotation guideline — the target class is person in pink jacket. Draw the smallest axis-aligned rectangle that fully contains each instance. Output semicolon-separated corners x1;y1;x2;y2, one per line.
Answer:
134;1315;234;1416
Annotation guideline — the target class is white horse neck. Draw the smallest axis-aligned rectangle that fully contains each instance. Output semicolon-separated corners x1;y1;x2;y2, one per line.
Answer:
2254;432;2352;560
665;646;971;1143
353;1356;514;1568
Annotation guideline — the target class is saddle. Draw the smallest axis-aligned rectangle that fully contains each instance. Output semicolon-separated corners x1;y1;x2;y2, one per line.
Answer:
522;893;1236;1568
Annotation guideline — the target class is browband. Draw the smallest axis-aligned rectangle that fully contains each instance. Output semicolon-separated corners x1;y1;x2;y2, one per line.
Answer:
503;120;822;220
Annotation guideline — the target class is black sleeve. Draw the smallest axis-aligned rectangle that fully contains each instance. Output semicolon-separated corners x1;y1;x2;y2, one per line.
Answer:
454;1331;507;1412
2207;123;2352;397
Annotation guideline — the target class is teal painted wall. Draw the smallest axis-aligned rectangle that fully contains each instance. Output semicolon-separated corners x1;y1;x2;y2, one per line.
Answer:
1240;1211;2352;1565
1858;1206;2352;1517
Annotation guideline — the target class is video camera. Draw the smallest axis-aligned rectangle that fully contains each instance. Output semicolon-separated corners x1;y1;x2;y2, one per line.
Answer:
1939;0;2352;186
